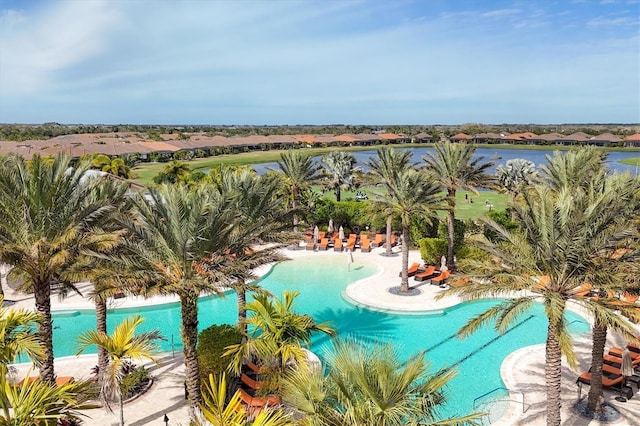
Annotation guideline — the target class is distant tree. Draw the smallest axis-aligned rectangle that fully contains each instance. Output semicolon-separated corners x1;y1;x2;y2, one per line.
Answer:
320;151;361;201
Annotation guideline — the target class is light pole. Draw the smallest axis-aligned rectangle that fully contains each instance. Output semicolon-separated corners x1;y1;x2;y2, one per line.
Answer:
163;414;169;426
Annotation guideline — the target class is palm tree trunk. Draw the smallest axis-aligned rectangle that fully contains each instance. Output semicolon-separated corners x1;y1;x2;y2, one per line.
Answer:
587;322;607;412
545;317;564;426
335;186;341;202
385;215;393;256
292;186;299;232
399;225;410;293
181;293;201;419
34;279;55;384
119;394;124;426
446;190;456;271
95;296;109;385
236;280;248;342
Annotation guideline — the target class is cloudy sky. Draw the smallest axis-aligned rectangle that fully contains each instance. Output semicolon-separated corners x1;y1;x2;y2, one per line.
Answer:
0;0;638;125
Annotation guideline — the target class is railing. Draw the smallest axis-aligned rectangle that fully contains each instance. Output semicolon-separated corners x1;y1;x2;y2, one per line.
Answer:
473;387;528;425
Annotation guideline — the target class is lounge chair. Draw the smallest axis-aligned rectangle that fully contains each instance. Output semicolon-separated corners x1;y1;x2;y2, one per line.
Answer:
609;347;640;367
371;234;385;247
244;361;267;375
318;238;329;251
305;241;316;251
17;376;74;387
402;262;422;278
572;283;592;297
241;373;267;390
333;237;343;251
346;236;356;251
577;369;624;389
383;235;397;248
360;236;371;252
449;278;469;288
414;266;437;282
628;341;640;354
430;270;451;285
604;354;622;368
318;231;326;240
238;387;281;407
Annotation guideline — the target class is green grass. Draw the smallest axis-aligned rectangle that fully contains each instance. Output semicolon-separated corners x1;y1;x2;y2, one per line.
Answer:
619;157;640;166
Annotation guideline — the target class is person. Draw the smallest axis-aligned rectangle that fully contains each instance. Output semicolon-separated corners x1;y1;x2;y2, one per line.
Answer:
465;193;468;202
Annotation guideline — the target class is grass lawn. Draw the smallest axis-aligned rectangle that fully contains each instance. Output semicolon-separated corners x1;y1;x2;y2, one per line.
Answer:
620;157;640;166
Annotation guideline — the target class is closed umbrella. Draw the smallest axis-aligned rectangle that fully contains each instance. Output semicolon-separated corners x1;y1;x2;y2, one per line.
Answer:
313;225;319;243
616;348;634;402
328;219;334;234
338;226;345;241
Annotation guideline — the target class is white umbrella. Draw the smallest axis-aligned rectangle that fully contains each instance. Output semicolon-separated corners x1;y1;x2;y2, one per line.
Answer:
313;225;319;243
338;226;345;241
616;348;634;402
440;255;448;272
328;219;334;234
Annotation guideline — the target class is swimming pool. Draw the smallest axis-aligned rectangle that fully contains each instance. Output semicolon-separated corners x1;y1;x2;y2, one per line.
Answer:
50;255;590;419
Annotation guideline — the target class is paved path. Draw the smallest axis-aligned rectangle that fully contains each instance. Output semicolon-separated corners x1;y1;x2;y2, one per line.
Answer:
4;245;640;425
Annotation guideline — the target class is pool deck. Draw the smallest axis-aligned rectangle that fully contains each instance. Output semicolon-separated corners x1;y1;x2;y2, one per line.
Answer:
4;245;640;425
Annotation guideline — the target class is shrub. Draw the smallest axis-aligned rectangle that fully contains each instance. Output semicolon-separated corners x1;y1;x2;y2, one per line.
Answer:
437;219;466;251
456;245;490;261
120;364;151;400
483;209;519;242
410;215;439;245
197;324;242;382
419;238;447;264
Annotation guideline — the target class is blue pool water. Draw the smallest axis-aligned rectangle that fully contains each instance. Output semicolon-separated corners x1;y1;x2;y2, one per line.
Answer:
50;255;590;419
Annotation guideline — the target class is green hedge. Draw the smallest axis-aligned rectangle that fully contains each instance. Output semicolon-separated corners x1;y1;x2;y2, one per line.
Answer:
419;238;447;264
197;324;243;382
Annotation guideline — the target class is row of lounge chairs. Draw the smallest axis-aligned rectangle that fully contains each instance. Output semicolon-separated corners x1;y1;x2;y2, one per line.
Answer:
403;263;452;285
577;341;640;396
238;362;281;417
304;232;395;252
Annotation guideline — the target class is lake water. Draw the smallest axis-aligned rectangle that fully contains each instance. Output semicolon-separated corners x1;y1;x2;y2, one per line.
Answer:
252;147;640;176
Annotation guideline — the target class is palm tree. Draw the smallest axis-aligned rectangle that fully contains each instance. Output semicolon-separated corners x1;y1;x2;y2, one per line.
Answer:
0;154;127;384
122;183;236;419
211;169;291;337
365;148;413;256
77;315;163;426
281;338;481;426
197;372;291;426
441;178;640;426
423;143;494;270
0;372;96;425
273;151;320;232
152;160;191;184
380;170;443;293
225;291;335;385
92;154;131;178
320;151;361;201
0;295;43;376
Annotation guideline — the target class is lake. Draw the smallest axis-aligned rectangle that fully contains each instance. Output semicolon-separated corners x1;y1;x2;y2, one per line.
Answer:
252;147;640;176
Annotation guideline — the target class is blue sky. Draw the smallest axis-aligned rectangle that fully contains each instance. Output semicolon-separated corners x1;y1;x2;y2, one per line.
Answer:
0;0;638;125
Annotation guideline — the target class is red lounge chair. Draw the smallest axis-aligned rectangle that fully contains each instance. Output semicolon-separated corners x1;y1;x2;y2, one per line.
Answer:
430;270;451;285
402;262;421;277
372;234;385;247
333;238;343;251
414;265;437;282
318;238;329;251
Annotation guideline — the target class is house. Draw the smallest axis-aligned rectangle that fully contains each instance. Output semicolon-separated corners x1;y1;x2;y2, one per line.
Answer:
624;134;640;147
449;133;473;143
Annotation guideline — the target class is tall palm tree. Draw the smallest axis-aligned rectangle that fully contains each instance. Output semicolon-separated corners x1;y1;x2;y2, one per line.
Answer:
91;154;131;178
122;183;236;419
423;143;494;270
365;148;413;256
273;151;320;232
0;154;127;384
281;338;481;426
320;151;361;202
77;315;163;426
225;291;335;385
211;169;291;337
379;169;443;293
0;295;43;376
152;160;191;184
442;179;640;426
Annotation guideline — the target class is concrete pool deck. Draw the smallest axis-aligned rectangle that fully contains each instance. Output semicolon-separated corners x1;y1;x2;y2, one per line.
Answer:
4;245;640;425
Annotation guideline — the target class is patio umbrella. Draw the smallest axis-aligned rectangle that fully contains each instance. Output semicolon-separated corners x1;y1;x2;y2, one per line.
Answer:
328;219;334;234
313;225;319;243
338;226;345;241
616;348;634;402
440;255;447;271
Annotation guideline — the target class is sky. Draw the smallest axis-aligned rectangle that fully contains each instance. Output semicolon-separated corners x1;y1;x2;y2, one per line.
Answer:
0;0;638;125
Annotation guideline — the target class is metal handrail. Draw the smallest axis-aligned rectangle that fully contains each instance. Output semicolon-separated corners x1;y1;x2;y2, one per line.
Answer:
473;387;527;423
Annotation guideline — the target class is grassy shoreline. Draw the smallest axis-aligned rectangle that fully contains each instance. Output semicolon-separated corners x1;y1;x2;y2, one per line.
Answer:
619;157;640;166
131;143;640;185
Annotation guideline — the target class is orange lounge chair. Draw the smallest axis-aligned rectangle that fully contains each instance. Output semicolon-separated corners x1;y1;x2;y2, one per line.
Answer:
318;238;329;251
383;235;397;248
305;241;316;251
346;237;356;251
238;388;281;407
402;262;421;277
577;363;624;389
628;341;640;354
244;361;266;375
360;236;371;252
414;266;437;282
17;376;74;387
318;231;326;240
372;234;385;247
430;270;451;285
333;237;343;251
609;347;640;367
241;373;267;390
449;278;470;288
572;283;592;297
